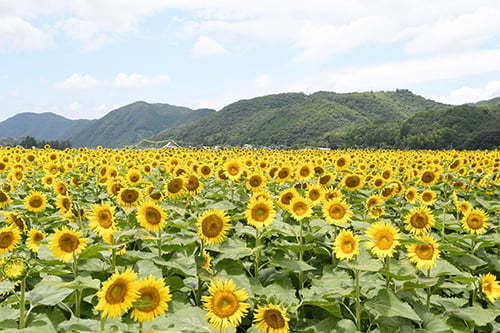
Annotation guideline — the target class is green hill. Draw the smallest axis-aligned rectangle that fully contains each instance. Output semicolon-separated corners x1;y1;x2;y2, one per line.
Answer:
64;102;215;148
0;112;88;141
473;97;500;106
151;89;446;146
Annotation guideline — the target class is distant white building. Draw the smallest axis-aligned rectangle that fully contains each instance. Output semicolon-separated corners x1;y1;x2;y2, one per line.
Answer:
162;141;179;148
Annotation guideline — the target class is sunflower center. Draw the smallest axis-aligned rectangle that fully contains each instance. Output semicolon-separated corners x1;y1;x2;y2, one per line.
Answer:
105;280;128;304
466;214;483;229
29;196;43;208
249;176;262;187
410;213;429;228
375;179;383;187
130;174;140;182
483;281;492;293
33;232;44;242
201;166;211;175
263;309;286;329
251;204;269;222
121;189;139;203
374;231;393;250
319;175;331;185
0;232;14;248
345;176;360;188
111;184;123;196
300;167;310;177
281;193;293;205
145;207;162;225
98;210;113;228
228;166;239;176
278;169;289;179
309;190;320;201
367;198;377;208
337;158;346;167
422;193;433;202
136;287;160;312
415;244;434;260
58;234;79;253
167;179;183;193
407;191;415;200
422;172;435;183
292;202;308;216
202;215;223;238
382;187;393;197
62;198;71;211
186;177;200;191
341;239;356;253
0;191;8;202
329;204;345;219
212;291;239;318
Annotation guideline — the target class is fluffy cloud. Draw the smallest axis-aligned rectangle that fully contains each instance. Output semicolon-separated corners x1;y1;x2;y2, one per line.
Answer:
112;73;170;89
191;36;227;57
0;16;50;52
432;80;500;105
56;74;102;89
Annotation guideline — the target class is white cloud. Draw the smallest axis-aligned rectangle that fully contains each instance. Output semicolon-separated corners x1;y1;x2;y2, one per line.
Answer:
0;16;50;52
253;74;272;89
432;80;500;105
191;36;227;57
67;102;82;112
112;73;170;89
56;74;102;89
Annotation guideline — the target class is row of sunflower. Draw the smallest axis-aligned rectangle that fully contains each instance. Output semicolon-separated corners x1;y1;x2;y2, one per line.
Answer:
0;146;498;332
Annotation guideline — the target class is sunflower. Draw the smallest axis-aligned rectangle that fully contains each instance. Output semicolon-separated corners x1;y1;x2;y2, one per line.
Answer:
3;211;26;232
202;279;250;329
202;250;213;271
131;275;172;322
254;303;290;333
288;197;312;221
342;174;364;191
137;201;167;233
54;180;68;196
118;187;142;208
405;207;435;235
420;190;437;205
4;260;25;279
365;222;400;258
184;174;203;195
0;190;11;208
407;235;440;270
324;188;343;201
333;230;359;260
297;163;313;180
165;177;184;198
462;209;489;235
246;198;275;229
0;227;21;254
307;185;324;205
127;169;142;185
368;206;385;219
276;166;292;182
420;170;438;186
27;228;45;252
56;195;72;215
364;195;382;210
49;227;88;262
455;200;472;214
246;173;266;192
322;199;352;226
277;189;298;209
88;202;116;236
224;160;243;181
251;191;273;202
24;191;48;213
95;269;140;318
480;273;500;303
405;187;418;203
197;209;230;245
371;176;385;189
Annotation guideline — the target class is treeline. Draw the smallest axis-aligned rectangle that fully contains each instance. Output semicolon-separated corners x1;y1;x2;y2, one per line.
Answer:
2;136;72;150
325;104;500;150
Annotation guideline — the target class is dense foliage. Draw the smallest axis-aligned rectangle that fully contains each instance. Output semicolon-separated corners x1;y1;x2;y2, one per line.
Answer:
0;147;498;332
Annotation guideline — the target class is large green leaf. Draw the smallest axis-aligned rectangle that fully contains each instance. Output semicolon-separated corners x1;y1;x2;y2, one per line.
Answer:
365;289;421;322
447;305;499;327
26;278;73;306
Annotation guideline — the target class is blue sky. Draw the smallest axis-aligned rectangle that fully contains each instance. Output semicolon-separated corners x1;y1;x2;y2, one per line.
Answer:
1;0;500;121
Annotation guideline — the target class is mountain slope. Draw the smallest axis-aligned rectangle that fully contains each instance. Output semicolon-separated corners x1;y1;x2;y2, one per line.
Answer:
65;102;215;148
0;112;88;141
473;97;500;106
152;89;446;146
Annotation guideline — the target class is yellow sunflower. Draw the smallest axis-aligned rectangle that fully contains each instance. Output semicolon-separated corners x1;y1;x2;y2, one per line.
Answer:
288;197;312;221
127;169;142;185
462;209;489;235
365;195;382;210
197;209;230;245
24;191;48;213
277;188;298;209
49;227;88;262
202;250;213;271
455;200;472;215
3;211;26;232
307;185;324;205
88;202;116;236
4;260;25;279
405;207;435;235
27;228;45;252
322;199;352;226
137;201;168;233
254;303;290;333
165;177;184;198
224;160;243;181
342;174;364;191
481;273;500;303
0;227;21;254
56;195;72;215
333;230;359;260
185;174;204;195
405;187;418;203
420;190;437;205
420;169;438;186
246;197;276;229
131;275;172;322
0;190;11;208
118;187;142;209
202;279;250;330
95;269;140;318
407;235;440;270
365;222;400;258
246;173;266;192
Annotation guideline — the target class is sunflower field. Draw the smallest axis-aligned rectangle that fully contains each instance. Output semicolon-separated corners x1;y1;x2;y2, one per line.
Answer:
0;146;498;332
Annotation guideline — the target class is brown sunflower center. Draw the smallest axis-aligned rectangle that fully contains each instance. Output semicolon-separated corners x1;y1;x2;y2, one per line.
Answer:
415;244;434;260
251;204;269;222
121;189;139;203
374;231;394;250
201;166;211;175
201;215;223;238
466;214;484;229
263;309;286;329
319;175;331;185
29;196;43;208
105;280;128;304
292;201;308;216
249;176;262;187
212;291;239;318
278;169;289;179
98;210;113;228
345;176;360;188
186;176;200;191
33;232;44;242
421;172;435;183
145;207;162;225
329;204;346;219
135;286;160;312
58;234;79;253
281;193;293;205
0;191;8;202
410;213;429;229
422;192;433;202
167;179;183;194
300;167;310;177
130;174;140;182
374;179;383;187
228;165;239;176
337;158;346;167
0;232;14;248
309;190;320;201
341;238;356;253
62;198;71;211
406;191;416;200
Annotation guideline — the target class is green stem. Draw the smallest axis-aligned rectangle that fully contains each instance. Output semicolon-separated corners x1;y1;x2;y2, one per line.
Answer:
355;268;361;331
99;317;106;332
331;226;337;266
72;255;81;317
18;276;27;329
157;231;162;259
111;248;117;271
426;269;431;312
298;220;304;290
385;258;391;290
139;321;143;333
254;228;261;278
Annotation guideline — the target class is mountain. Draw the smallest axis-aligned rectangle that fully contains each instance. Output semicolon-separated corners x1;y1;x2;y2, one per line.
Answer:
65;102;215;148
325;104;500;149
151;89;446;147
0;112;88;141
473;97;500;106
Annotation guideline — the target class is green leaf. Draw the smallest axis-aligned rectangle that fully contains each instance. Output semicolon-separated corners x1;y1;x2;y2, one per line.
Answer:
365;289;421;322
0;281;15;295
27;278;73;306
271;258;316;272
57;275;100;290
447;305;499;327
136;259;163;278
0;306;19;321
